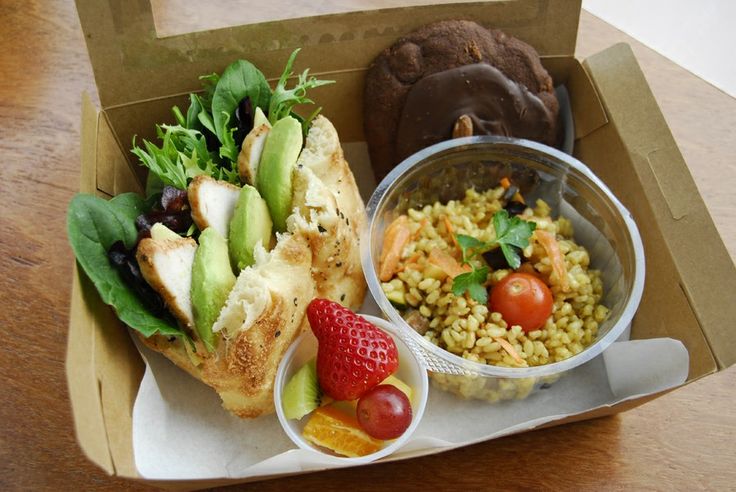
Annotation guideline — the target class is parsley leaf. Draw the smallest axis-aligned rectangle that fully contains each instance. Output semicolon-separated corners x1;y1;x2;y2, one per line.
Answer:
456;234;487;263
452;267;490;304
493;210;536;269
450;210;536;302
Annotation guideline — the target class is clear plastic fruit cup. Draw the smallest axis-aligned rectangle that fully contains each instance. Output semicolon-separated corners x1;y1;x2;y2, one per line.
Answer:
274;315;429;464
361;136;645;402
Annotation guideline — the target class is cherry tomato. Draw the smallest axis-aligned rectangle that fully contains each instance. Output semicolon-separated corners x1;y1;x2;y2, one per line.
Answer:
489;273;553;332
356;385;412;440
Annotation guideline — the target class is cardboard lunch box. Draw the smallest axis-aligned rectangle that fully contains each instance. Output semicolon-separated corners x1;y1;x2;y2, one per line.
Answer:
66;0;736;487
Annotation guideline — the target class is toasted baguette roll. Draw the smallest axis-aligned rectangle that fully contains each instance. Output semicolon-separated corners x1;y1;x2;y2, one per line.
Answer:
139;115;366;418
296;116;364;233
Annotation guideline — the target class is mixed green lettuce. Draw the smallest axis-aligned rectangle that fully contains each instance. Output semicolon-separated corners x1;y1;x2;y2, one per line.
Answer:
131;48;332;192
68;49;331;339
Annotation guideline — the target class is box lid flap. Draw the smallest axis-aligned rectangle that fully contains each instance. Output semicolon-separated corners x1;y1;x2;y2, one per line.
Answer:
75;0;582;109
584;43;736;370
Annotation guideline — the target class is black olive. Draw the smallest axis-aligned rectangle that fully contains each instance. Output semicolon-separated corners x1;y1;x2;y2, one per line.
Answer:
233;96;254;148
136;210;192;235
161;211;192;233
505;201;527;216
107;241;129;267
135;213;156;235
203;127;220;152
502;184;519;203
482;247;519;270
107;241;168;316
160;186;188;212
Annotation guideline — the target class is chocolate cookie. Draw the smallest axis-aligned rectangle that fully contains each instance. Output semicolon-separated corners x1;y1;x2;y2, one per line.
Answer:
364;20;559;179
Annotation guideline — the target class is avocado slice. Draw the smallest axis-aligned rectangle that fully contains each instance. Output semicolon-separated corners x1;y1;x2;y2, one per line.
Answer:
256;116;302;232
150;222;180;241
191;227;236;351
229;184;273;271
253;106;271;129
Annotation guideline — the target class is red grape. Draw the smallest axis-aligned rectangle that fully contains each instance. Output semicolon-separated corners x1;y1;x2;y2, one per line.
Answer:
356;385;412;440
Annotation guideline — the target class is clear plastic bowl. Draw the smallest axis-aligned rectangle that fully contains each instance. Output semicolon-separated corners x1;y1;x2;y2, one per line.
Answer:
274;315;429;463
362;136;645;401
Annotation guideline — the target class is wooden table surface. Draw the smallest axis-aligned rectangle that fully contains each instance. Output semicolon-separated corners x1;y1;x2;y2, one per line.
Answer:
2;1;735;490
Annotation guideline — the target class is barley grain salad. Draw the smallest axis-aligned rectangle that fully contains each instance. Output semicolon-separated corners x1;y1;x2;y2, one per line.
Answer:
378;179;609;384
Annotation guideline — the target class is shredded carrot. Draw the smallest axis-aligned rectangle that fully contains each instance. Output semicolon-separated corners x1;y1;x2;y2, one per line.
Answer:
535;230;570;292
412;218;429;240
405;253;421;264
379;215;412;282
428;248;471;278
395;253;422;273
442;215;458;247
493;337;524;365
500;177;511;189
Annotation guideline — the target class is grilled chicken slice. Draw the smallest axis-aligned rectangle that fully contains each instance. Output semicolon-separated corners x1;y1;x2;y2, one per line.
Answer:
136;236;197;329
238;123;270;185
188;175;241;238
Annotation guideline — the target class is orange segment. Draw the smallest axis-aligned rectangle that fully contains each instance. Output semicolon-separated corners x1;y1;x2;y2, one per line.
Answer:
302;406;383;457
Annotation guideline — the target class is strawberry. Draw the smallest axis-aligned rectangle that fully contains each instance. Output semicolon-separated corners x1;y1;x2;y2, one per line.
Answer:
307;299;399;401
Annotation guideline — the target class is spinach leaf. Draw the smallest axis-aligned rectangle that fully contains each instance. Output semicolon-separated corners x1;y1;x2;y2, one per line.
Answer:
67;193;184;338
211;60;271;161
183;93;218;136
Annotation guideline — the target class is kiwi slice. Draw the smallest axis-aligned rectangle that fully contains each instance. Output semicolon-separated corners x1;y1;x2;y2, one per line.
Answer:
282;359;321;420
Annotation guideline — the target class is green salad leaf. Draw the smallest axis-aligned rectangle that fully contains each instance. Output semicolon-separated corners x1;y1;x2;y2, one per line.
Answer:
268;48;335;125
451;211;536;303
131;124;232;189
67;193;184;339
211;60;271;161
72;51;336;347
131;50;330;190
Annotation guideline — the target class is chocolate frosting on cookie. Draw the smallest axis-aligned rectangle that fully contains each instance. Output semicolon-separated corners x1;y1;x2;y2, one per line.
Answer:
396;63;558;162
364;20;560;179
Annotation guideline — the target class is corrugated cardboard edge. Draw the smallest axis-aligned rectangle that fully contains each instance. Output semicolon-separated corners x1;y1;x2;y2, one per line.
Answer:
542;56;608;138
66;95;144;479
65;94;115;475
584;44;736;370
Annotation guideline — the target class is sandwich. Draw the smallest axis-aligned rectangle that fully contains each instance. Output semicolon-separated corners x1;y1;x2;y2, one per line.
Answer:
67;50;366;418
